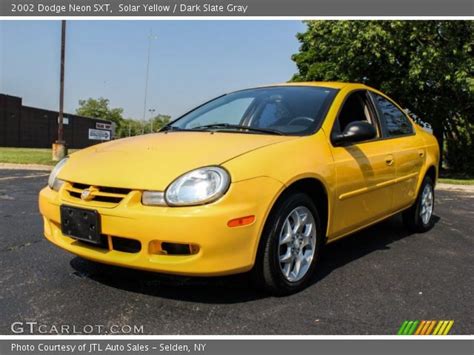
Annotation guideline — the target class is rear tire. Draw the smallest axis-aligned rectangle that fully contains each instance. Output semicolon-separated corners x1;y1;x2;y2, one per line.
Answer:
402;176;435;233
252;192;323;296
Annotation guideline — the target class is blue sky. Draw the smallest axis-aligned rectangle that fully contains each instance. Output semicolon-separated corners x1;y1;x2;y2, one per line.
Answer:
0;20;306;119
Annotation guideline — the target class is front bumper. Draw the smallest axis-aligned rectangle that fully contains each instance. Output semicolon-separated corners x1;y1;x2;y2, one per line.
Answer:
39;177;282;276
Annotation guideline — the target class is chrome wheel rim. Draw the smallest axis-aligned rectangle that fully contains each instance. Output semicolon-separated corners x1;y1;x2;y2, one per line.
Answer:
420;184;434;225
278;206;317;282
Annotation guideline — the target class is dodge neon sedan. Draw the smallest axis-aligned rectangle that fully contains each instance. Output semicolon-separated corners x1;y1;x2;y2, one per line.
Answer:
39;82;439;294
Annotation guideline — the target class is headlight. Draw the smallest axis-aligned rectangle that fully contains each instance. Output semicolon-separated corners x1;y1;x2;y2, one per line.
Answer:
48;157;68;191
164;166;230;206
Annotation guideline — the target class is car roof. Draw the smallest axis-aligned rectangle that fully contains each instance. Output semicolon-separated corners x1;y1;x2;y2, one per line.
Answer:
249;82;369;91
276;81;367;90
228;82;378;98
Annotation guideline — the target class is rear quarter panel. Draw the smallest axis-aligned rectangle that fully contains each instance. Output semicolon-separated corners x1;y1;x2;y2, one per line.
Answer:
417;126;440;187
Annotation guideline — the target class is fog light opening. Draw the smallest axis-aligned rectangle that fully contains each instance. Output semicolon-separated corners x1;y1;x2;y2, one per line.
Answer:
149;241;199;255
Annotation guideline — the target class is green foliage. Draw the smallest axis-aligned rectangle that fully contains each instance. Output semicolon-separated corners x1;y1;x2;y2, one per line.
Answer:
119;115;171;137
76;97;171;139
76;97;124;127
151;114;171;131
292;21;474;173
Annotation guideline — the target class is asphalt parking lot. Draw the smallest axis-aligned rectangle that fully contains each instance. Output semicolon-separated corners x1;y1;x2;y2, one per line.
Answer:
0;169;472;335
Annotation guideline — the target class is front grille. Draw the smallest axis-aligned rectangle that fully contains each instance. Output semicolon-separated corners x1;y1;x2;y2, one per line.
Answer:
65;182;131;206
112;237;141;253
75;235;141;254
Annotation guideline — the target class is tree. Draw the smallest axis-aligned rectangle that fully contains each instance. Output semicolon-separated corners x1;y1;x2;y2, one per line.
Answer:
121;118;143;137
76;98;172;138
150;114;171;132
118;115;171;137
292;21;473;174
76;97;125;128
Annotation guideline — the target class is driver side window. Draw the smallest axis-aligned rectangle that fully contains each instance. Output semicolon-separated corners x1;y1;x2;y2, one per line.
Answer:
333;91;379;138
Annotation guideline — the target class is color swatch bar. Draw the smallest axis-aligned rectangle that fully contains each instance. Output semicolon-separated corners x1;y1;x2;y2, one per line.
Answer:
397;320;454;335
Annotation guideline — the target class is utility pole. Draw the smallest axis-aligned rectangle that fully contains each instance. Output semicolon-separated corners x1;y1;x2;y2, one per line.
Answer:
53;20;67;161
142;29;157;131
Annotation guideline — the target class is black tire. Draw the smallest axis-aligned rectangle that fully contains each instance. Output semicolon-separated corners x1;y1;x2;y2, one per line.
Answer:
251;192;323;296
402;176;435;233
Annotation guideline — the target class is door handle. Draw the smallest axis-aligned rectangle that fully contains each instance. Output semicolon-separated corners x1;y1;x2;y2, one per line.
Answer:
385;155;394;166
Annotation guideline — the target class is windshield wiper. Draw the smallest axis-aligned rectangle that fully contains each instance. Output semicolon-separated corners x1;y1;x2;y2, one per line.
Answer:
191;123;283;135
160;125;191;132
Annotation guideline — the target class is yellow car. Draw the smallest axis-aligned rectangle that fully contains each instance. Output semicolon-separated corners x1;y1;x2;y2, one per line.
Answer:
39;82;439;294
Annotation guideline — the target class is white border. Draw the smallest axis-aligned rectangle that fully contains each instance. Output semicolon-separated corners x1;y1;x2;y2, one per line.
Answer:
0;14;472;341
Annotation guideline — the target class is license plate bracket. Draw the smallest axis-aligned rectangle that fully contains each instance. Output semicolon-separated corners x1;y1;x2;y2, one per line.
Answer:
60;205;102;245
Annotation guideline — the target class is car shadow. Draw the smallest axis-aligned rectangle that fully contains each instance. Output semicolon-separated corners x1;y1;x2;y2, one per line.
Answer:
312;214;440;286
70;214;440;304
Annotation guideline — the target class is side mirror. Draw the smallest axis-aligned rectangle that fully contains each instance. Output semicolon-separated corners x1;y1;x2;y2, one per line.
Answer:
332;121;377;146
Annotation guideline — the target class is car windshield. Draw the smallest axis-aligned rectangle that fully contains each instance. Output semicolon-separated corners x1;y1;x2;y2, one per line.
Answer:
165;86;338;135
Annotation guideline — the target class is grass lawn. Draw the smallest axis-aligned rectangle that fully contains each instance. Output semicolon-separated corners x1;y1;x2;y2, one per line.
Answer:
438;178;474;185
0;147;77;166
439;171;474;185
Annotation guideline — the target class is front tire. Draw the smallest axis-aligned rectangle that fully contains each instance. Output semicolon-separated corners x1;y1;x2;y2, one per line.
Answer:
403;176;435;232
252;192;323;295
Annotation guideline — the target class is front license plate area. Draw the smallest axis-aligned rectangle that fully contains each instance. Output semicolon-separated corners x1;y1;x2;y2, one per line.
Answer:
60;205;102;245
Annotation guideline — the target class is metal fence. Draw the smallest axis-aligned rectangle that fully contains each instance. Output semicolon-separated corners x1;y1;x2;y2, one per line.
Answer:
0;94;113;149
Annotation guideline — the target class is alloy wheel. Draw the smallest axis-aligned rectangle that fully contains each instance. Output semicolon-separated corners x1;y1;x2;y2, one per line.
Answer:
278;206;317;282
420;183;434;225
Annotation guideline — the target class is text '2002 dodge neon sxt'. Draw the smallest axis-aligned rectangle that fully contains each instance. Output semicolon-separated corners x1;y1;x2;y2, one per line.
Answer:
39;82;439;295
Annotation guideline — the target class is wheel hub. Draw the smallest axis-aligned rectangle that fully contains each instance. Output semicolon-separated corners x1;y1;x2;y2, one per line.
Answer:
278;206;317;282
420;183;434;225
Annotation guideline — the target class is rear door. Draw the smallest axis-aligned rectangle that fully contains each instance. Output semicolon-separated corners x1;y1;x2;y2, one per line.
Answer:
369;92;425;211
329;90;397;238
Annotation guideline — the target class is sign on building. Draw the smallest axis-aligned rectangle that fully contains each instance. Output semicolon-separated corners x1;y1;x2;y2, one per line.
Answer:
96;122;112;130
88;128;111;141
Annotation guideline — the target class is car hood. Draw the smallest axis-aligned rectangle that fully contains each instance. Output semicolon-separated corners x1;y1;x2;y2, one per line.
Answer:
59;131;297;190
